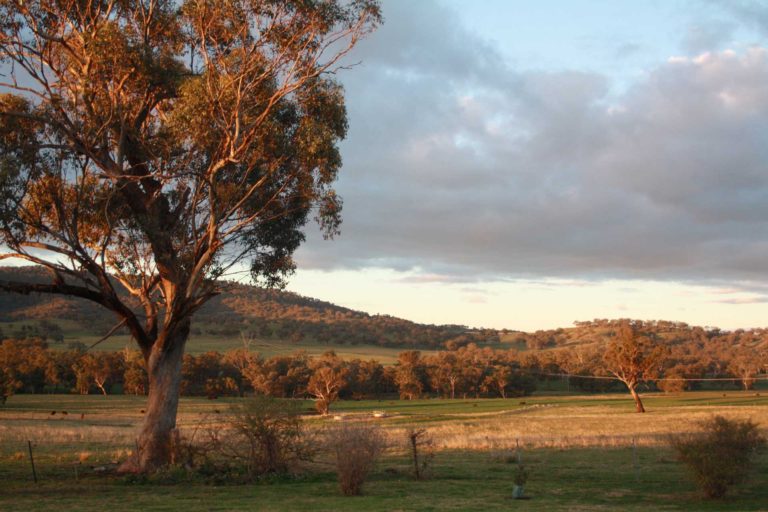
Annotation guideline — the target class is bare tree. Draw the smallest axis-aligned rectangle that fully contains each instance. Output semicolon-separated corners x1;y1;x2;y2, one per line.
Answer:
603;320;666;413
0;0;380;472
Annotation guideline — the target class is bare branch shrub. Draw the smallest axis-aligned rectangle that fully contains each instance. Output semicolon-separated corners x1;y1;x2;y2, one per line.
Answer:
183;397;314;480
329;422;385;496
671;415;766;499
407;428;435;480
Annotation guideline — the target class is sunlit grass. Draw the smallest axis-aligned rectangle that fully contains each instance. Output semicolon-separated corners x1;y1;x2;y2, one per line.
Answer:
2;392;768;510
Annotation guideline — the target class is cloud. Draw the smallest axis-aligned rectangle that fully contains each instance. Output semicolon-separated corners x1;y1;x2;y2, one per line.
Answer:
713;0;768;38
681;22;735;54
615;43;642;59
395;273;468;284
296;1;768;286
714;296;768;305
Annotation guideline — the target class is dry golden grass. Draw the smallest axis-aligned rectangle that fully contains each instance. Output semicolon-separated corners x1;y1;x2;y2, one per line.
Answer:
2;393;767;455
414;404;768;451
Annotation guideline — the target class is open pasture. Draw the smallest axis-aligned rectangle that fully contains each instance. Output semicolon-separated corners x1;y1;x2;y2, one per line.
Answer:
0;318;417;362
2;392;768;511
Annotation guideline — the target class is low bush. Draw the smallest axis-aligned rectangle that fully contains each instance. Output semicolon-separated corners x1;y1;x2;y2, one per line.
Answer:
671;415;766;498
181;396;314;481
329;421;385;496
407;428;434;480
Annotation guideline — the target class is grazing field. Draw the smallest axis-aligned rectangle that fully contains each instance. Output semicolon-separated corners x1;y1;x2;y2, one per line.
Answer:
0;319;421;362
2;392;768;511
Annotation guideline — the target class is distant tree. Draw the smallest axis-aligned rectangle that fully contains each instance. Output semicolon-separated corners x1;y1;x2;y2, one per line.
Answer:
456;344;492;398
603;321;666;413
727;348;766;390
253;352;312;398
235;350;270;395
656;367;688;394
0;0;380;472
0;338;56;394
344;358;385;399
0;361;19;404
395;351;425;400
0;341;21;402
72;352;124;395
307;351;348;415
557;346;618;393
481;363;535;398
181;352;238;398
123;348;148;396
38;319;64;344
426;352;462;399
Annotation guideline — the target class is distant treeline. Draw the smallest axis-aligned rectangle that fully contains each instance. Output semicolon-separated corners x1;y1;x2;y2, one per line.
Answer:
2;327;766;406
0;340;536;406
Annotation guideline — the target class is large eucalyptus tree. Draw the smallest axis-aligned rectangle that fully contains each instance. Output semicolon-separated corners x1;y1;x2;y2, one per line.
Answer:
0;0;380;472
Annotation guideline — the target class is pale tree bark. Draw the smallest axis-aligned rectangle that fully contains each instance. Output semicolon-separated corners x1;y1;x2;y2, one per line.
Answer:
121;320;190;473
0;0;381;473
94;378;108;397
627;382;645;413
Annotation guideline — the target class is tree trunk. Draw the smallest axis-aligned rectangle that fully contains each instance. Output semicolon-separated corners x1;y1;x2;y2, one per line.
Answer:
119;321;190;473
628;384;645;413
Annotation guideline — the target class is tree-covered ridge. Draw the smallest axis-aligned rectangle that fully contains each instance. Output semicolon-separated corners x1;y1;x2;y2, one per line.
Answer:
0;266;480;348
3;268;768;357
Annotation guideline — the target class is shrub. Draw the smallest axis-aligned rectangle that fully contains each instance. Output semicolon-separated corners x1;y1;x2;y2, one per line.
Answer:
329;422;385;496
671;415;766;498
185;396;314;480
227;396;315;477
407;428;434;480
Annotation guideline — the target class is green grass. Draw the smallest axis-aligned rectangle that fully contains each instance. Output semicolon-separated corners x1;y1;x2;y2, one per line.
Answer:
1;445;767;511
0;319;420;358
2;392;768;510
3;390;768;424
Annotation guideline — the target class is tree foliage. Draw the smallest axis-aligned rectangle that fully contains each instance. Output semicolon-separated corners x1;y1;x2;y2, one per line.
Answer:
603;320;666;413
0;0;380;471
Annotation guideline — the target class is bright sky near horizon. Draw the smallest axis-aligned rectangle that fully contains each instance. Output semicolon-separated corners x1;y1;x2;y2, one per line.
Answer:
284;0;768;332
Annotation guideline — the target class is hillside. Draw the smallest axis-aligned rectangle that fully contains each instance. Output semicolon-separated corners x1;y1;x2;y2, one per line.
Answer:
0;266;488;350
1;267;767;359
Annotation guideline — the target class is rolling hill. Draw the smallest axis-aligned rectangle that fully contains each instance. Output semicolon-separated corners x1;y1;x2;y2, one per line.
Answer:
0;266;493;354
1;266;766;360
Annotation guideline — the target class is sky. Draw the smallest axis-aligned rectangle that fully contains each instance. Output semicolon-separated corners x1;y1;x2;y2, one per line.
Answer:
282;0;768;332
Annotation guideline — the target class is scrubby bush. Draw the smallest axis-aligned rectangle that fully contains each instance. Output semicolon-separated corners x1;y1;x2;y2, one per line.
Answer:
227;396;314;477
329;422;385;496
183;397;314;480
671;415;766;498
407;428;434;480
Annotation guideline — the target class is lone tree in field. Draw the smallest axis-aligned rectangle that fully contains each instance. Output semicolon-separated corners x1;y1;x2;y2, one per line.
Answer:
0;0;380;472
603;320;666;413
307;350;347;415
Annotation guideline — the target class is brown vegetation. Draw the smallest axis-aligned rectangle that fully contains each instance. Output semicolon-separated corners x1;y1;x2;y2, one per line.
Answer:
671;415;766;498
329;422;385;496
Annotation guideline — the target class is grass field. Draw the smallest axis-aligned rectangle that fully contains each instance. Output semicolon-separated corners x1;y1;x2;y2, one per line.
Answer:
79;334;415;362
0;319;425;362
2;391;768;511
